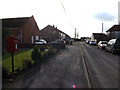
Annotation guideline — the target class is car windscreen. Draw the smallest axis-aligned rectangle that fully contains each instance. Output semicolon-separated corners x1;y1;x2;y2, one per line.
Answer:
101;41;107;44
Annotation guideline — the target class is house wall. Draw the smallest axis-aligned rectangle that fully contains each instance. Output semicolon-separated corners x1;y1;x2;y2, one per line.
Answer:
6;28;22;43
40;27;61;42
22;16;40;44
107;31;120;39
91;33;107;43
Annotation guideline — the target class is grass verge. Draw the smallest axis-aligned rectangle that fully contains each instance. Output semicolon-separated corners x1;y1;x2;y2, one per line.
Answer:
2;49;34;77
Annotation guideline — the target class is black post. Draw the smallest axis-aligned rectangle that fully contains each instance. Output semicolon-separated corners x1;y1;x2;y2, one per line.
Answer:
11;52;14;77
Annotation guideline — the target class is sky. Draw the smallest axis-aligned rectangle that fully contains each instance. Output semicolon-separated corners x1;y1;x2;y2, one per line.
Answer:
0;0;120;38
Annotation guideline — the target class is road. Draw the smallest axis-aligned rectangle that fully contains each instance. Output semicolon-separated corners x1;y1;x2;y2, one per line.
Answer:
81;42;119;88
5;42;119;88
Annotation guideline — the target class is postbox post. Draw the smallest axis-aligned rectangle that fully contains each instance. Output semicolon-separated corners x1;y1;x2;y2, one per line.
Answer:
11;52;14;77
6;36;19;78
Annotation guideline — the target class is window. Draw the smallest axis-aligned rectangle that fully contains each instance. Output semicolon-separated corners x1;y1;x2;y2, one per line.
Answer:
31;36;34;43
36;36;39;40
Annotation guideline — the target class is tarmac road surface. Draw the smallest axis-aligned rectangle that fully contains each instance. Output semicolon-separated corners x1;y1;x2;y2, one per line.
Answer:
81;42;119;88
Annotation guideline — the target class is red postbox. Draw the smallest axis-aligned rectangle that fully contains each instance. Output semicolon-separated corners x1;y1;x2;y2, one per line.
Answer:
6;36;18;52
6;36;19;78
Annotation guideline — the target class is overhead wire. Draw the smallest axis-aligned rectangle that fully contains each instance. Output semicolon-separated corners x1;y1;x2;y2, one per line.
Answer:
59;0;75;30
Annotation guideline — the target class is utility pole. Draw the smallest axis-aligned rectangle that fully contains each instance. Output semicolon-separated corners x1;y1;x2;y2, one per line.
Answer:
74;28;76;38
102;23;103;33
77;31;79;39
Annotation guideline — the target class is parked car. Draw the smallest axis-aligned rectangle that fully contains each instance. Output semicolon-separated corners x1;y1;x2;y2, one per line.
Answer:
97;41;108;50
69;38;74;45
56;39;66;49
86;39;90;44
106;38;120;54
56;39;66;45
35;39;47;44
89;40;97;45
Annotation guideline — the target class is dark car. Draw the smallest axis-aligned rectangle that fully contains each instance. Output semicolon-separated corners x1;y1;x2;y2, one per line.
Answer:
56;39;66;49
89;40;97;45
106;38;120;54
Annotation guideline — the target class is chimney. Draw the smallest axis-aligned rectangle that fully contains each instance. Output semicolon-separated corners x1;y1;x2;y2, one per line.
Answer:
53;25;55;28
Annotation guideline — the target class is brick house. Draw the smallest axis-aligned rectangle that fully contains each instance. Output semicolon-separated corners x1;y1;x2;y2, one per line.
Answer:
40;25;71;42
91;33;107;43
2;15;40;44
106;25;120;39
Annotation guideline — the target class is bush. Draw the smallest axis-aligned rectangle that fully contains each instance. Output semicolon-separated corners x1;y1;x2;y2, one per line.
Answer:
43;50;48;60
47;46;56;56
31;45;42;63
39;45;46;52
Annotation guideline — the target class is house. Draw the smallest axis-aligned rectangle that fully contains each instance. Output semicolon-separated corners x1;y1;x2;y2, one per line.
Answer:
106;25;120;39
2;15;40;44
91;33;107;43
40;25;71;42
80;37;90;42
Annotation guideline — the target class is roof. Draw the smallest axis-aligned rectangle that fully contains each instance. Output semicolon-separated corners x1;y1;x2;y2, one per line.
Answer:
92;33;107;38
40;25;71;38
2;17;30;28
106;25;120;32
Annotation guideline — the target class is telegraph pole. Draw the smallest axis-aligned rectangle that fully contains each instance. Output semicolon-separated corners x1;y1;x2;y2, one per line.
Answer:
102;23;103;33
75;28;76;38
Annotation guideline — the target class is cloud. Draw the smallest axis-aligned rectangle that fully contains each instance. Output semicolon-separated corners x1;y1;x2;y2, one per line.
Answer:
94;12;116;21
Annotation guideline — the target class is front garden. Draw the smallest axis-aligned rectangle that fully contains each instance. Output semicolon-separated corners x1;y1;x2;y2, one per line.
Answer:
2;45;57;79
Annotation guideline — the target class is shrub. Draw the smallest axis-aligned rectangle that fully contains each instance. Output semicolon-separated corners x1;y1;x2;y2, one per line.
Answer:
31;45;42;63
43;50;48;60
39;45;46;52
46;46;56;56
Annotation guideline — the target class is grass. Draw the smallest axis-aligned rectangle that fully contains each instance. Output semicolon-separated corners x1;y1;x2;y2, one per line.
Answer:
2;45;57;78
2;49;34;74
